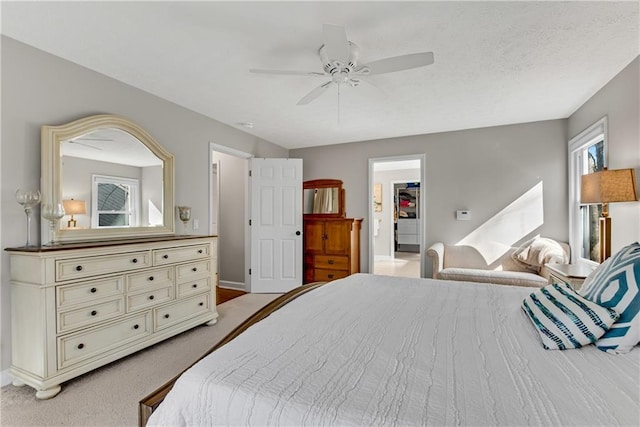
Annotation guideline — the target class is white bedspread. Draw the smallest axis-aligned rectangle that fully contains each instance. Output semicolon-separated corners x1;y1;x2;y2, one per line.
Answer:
148;274;639;426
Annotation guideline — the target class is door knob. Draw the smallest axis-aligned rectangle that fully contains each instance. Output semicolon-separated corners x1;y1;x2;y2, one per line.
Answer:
296;231;301;236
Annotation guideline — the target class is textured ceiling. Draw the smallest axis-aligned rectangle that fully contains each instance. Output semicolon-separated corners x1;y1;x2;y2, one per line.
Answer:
2;1;638;149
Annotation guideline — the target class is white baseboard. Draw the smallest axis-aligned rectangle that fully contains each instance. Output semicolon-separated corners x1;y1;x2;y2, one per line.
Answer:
1;369;12;387
218;280;246;291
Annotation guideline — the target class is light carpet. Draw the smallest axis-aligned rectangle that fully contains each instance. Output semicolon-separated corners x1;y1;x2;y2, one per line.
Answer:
0;293;280;426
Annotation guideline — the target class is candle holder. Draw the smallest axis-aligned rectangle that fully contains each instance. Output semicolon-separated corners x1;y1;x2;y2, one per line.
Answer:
177;206;191;235
42;203;66;245
15;189;42;247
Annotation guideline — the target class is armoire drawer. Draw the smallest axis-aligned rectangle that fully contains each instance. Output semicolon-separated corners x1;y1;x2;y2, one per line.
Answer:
58;312;151;370
314;268;349;282
126;267;174;293
56;251;151;282
57;277;124;309
315;255;349;270
153;244;212;266
154;293;211;331
127;285;174;312
57;297;125;334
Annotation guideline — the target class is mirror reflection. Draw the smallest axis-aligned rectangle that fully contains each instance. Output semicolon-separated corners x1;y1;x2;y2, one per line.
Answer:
303;187;339;214
61;128;164;230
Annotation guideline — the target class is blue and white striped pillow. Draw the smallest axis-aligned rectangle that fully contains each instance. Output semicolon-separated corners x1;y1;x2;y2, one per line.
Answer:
580;242;640;354
522;282;619;350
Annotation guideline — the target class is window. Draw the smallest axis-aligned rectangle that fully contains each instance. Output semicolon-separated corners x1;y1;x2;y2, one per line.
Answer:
91;174;139;228
568;117;607;264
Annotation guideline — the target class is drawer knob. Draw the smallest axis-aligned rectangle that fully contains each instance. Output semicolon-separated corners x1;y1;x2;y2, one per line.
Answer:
192;267;198;272
133;324;139;330
328;274;334;279
192;284;198;288
148;295;155;300
90;310;97;316
77;343;85;350
132;258;138;264
328;259;334;265
164;314;170;319
198;302;204;307
163;254;169;259
75;265;83;272
90;287;97;293
198;249;203;254
148;276;154;281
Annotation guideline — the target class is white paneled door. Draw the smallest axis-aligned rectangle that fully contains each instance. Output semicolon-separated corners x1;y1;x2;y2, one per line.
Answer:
249;158;303;293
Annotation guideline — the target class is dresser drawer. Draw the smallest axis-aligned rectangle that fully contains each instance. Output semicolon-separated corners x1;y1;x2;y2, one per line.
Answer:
127;285;174;312
56;251;150;282
57;277;124;309
57;297;125;334
58;312;151;370
314;268;349;282
154;293;211;331
177;277;211;298
153;244;212;266
176;260;211;282
126;267;174;293
315;255;349;270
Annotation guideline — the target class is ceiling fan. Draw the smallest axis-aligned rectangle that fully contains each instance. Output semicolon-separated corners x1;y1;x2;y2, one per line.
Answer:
250;24;435;105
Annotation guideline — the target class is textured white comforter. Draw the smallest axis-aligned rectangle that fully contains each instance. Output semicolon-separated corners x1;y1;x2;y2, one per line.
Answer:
148;274;639;426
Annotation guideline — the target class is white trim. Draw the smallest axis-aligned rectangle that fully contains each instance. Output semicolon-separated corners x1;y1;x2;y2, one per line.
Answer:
568;116;608;264
368;154;427;278
1;369;13;387
218;280;246;291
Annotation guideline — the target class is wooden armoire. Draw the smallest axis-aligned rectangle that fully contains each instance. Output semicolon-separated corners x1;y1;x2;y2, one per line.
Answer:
303;179;362;284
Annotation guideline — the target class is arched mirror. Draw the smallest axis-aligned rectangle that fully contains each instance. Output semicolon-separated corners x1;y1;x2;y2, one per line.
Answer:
303;179;345;218
41;114;175;243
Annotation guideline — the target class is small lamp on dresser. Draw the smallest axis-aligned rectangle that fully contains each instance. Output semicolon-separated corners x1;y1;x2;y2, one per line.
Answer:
580;167;638;262
62;199;87;228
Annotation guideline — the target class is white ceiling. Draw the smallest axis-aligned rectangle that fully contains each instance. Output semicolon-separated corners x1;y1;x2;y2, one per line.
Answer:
2;1;638;149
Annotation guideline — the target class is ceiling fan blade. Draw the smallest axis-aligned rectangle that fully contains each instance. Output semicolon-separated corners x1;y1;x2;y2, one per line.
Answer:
250;68;326;77
359;52;434;75
297;81;333;105
322;24;350;65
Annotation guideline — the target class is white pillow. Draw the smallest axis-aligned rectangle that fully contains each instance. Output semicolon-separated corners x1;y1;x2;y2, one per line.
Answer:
512;237;568;272
522;282;619;350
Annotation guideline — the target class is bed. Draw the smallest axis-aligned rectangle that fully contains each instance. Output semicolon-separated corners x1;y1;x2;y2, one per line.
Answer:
140;273;639;426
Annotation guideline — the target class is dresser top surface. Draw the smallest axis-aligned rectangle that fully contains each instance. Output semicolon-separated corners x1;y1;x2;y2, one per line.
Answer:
5;235;217;253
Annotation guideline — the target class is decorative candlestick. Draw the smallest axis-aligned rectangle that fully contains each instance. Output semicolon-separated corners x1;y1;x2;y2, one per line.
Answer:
15;189;42;247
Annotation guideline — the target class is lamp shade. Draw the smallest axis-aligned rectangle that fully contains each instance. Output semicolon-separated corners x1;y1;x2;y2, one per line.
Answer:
580;168;638;204
62;199;87;215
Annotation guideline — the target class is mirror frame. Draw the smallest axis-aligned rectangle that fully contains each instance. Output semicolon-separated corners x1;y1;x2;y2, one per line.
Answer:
41;114;175;243
303;179;345;219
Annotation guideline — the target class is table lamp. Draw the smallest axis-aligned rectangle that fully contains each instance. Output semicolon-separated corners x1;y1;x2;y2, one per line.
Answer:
580;168;638;262
62;199;87;228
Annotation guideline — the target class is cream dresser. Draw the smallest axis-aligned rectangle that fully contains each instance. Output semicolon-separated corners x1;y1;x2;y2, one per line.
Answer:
6;235;218;399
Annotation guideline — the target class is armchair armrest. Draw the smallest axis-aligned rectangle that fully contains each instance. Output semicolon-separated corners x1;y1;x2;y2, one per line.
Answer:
426;242;445;279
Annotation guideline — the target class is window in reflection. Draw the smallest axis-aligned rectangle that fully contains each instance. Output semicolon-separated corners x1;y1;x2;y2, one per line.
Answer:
92;174;139;228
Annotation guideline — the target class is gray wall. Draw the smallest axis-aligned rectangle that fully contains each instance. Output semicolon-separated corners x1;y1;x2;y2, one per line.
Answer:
0;37;288;373
568;56;640;252
291;119;570;277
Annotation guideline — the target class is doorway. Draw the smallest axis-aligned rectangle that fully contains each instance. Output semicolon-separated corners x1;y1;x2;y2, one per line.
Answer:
210;143;251;291
368;155;426;278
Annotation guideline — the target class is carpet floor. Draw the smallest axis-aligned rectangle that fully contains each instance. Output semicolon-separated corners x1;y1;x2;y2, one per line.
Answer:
0;293;280;426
